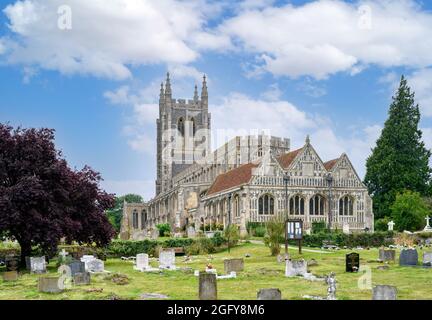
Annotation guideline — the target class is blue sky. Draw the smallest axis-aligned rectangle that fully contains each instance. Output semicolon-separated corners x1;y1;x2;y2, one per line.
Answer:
1;0;432;200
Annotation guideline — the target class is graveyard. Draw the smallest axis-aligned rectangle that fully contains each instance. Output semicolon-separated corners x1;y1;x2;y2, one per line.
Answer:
1;241;432;300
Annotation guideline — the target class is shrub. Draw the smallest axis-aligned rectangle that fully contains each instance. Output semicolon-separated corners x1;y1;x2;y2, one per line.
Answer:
302;231;394;248
185;237;216;255
224;225;240;248
375;217;391;232
254;226;266;237
156;224;171;237
311;221;328;234
263;216;285;256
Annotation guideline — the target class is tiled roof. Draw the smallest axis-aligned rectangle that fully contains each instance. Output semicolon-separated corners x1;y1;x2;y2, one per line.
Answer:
206;163;259;196
324;158;339;170
276;148;303;169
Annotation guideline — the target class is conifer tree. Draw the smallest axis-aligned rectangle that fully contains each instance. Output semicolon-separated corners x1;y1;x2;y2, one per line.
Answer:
364;76;432;219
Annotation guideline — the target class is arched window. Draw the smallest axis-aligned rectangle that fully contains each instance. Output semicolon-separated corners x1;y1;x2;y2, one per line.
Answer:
289;195;305;215
309;195;325;216
141;210;147;229
339;196;354;216
258;194;275;215
178;118;185;137
132;210;138;229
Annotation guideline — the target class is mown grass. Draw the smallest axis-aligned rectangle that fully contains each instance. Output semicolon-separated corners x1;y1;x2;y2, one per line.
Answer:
1;242;431;300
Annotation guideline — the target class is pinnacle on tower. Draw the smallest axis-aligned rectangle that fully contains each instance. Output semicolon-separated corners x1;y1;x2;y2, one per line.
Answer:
165;72;172;97
160;82;165;98
201;74;208;98
194;84;199;101
306;135;311;145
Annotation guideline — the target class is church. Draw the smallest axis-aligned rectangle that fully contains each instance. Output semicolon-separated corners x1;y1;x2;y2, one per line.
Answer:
120;74;374;239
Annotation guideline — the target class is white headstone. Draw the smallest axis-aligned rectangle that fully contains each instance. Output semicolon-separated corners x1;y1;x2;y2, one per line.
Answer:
285;259;307;277
187;226;196;238
87;259;104;273
388;221;395;231
80;255;96;271
136;254;149;270
30;257;47;274
343;224;350;234
159;250;176;270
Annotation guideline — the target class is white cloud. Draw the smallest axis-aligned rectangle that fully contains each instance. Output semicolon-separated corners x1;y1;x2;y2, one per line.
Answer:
408;68;432;117
218;0;432;79
297;79;327;98
1;0;215;80
260;83;282;101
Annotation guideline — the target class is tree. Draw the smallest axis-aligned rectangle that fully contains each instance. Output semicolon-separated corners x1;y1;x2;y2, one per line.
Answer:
391;190;429;232
364;76;432;219
106;194;143;232
0;124;115;267
263;216;285;256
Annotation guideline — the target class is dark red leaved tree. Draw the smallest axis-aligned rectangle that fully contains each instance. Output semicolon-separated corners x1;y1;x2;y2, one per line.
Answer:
0;124;115;266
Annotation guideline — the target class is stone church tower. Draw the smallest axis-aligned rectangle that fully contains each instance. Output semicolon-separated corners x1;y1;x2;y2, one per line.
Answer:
156;73;211;195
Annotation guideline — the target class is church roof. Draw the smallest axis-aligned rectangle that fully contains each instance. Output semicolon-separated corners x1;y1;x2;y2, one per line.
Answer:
324;158;340;170
276;148;303;169
206;163;259;196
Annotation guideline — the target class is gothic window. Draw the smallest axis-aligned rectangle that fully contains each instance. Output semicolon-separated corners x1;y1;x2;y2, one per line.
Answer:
339;196;354;216
289;195;305;215
178;118;185;137
132;210;138;229
258;194;275;215
309;195;325;216
141;210;147;229
233;195;241;217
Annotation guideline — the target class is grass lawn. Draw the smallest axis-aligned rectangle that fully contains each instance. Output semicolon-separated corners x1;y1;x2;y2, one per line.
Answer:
1;242;431;300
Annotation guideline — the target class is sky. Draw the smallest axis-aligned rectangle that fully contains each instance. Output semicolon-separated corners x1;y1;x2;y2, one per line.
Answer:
1;0;432;201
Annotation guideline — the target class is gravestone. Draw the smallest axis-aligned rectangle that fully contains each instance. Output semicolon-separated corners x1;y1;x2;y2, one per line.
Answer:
38;276;64;293
5;255;19;271
257;289;282;300
151;229;159;240
387;220;395;231
346;253;360;272
87;259;105;273
73;272;91;286
379;249;396;262
135;254;149;271
81;255;96;271
285;259;307;277
343;223;350;234
30;257;47;274
187;226;196;238
224;259;244;274
199;272;217;300
68;261;86;277
423;252;432;266
159;250;176;270
2;271;18;282
372;285;397;300
399;249;418;266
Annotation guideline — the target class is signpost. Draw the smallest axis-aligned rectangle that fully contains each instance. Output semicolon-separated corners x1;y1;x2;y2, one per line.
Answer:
285;219;303;255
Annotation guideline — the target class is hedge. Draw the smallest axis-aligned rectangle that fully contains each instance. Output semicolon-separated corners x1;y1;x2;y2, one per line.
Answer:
302;231;395;248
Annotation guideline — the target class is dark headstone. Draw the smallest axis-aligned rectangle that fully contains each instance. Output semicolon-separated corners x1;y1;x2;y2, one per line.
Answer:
2;271;19;281
372;285;397;300
25;256;31;270
346;253;360;272
73;272;91;286
257;289;282;300
379;249;395;262
399;249;418;266
38;276;64;293
68;261;86;276
199;272;217;300
224;259;244;274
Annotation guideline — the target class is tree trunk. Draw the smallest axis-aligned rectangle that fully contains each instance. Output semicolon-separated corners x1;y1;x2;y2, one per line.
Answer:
18;240;31;270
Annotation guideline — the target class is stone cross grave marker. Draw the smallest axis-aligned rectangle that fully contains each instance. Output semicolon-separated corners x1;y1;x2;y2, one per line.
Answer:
372;285;397;300
424;216;432;231
159;250;176;270
224;259;244;274
399;249;418;266
30;257;47;274
199;272;217;300
387;221;395;231
346;253;360;272
257;289;282;300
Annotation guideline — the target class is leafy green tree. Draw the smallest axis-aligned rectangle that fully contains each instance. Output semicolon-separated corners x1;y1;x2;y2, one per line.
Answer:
364;76;432;219
106;194;143;233
263;216;285;256
223;225;240;251
156;223;171;237
374;217;391;232
391;190;429;232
